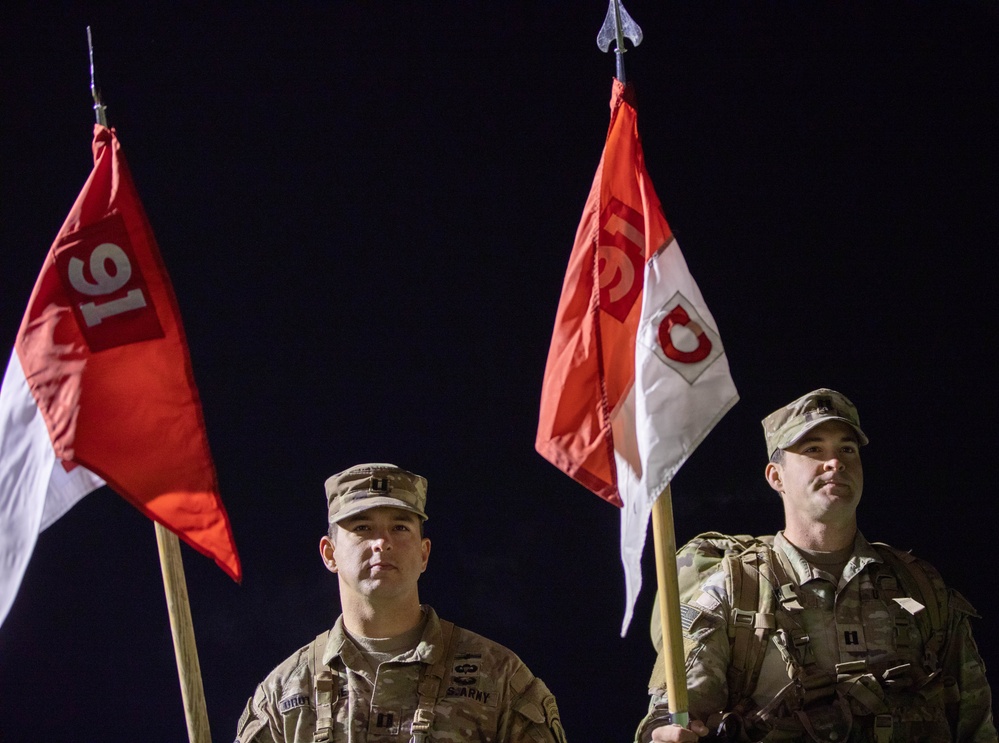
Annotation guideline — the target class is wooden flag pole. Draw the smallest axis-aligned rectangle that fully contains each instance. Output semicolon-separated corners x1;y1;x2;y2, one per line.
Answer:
87;29;212;743
155;522;212;743
651;485;689;728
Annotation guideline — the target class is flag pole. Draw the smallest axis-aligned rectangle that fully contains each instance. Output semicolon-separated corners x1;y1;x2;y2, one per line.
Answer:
598;0;691;727
87;27;212;743
651;486;689;728
156;523;213;743
86;27;108;128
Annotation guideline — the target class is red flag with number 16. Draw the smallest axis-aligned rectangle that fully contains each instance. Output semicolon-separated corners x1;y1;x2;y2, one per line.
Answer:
0;125;240;626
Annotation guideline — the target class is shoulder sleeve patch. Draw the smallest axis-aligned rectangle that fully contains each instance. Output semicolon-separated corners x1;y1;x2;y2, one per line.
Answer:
235;697;269;743
238;700;251;731
679;603;703;631
514;696;545;724
513;678;567;743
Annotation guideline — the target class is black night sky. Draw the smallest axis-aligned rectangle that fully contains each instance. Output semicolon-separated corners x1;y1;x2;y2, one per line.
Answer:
2;3;998;741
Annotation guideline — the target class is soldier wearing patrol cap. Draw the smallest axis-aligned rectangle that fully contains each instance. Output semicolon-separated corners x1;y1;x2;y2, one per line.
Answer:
637;389;997;742
236;463;567;743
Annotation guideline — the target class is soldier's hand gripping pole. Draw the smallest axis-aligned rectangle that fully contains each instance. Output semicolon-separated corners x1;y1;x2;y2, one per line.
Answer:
651;486;690;728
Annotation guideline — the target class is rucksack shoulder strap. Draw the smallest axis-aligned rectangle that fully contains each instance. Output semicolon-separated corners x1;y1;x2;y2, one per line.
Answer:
871;543;949;669
726;543;784;708
311;630;339;743
410;619;459;743
647;534;778;702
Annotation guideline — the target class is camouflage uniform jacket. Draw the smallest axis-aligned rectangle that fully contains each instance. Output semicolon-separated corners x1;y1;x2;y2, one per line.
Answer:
236;606;566;743
637;531;996;742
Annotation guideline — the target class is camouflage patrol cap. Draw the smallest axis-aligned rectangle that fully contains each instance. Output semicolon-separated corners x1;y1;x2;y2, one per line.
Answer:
325;463;429;524
762;388;869;456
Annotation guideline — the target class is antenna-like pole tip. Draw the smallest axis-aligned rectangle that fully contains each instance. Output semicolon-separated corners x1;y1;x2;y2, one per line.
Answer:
86;26;109;127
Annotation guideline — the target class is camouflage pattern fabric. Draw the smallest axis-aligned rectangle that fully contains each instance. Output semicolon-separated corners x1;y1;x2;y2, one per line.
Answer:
636;532;997;742
760;388;868;458
236;605;567;742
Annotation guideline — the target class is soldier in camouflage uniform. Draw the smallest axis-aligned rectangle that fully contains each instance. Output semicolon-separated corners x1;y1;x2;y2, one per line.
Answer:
236;463;567;743
637;389;996;742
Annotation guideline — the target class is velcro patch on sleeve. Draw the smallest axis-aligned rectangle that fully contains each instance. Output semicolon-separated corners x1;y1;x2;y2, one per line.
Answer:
693;591;721;612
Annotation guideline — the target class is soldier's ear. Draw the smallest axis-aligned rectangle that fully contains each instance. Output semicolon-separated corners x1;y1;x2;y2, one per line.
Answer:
765;462;783;493
419;537;431;573
319;535;337;573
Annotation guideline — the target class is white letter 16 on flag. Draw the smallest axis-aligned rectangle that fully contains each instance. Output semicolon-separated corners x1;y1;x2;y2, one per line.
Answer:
54;212;164;351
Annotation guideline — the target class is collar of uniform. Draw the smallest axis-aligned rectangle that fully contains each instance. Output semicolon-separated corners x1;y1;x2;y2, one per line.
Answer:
323;605;444;668
774;531;882;588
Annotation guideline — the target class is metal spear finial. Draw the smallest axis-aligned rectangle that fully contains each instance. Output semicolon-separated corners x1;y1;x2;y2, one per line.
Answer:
87;26;109;127
596;0;643;84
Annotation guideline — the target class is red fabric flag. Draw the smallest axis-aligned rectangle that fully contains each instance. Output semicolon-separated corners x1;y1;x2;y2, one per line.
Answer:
12;125;240;583
537;81;737;631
